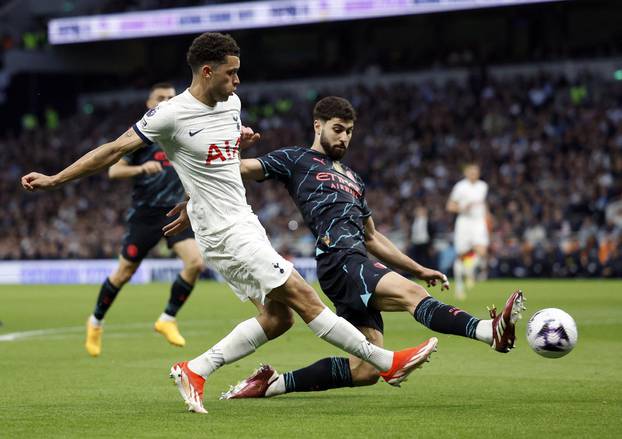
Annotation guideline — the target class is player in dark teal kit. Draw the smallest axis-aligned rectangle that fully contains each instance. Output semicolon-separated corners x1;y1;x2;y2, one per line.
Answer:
221;96;525;398
85;83;204;357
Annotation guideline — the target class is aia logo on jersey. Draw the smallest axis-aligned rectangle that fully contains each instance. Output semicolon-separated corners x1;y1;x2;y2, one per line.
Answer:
373;262;387;270
205;137;241;165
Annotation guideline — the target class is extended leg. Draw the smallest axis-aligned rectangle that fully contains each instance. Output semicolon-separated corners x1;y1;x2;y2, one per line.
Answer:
86;256;139;357
154;239;204;347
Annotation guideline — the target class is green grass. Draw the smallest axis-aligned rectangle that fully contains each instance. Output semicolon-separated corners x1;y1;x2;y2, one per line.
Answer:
1;280;621;438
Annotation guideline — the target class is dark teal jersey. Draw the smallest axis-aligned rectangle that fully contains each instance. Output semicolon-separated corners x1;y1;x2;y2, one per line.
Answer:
123;144;185;219
258;147;371;257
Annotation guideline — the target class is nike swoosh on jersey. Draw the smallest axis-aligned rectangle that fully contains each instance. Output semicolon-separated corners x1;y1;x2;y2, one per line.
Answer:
189;128;205;137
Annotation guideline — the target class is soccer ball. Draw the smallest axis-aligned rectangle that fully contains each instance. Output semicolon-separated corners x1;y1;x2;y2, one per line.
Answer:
526;308;578;358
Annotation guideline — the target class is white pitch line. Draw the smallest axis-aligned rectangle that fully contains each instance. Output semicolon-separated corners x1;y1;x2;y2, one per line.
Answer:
0;323;150;342
0;320;219;342
0;325;85;341
0;318;308;342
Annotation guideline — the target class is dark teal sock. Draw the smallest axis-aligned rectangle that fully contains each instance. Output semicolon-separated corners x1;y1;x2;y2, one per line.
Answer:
164;275;194;317
93;278;121;320
283;357;353;393
414;296;479;339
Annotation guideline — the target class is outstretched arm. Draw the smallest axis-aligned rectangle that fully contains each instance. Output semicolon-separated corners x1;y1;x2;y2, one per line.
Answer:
239;158;265;181
364;216;449;290
237;125;265;181
22;127;146;191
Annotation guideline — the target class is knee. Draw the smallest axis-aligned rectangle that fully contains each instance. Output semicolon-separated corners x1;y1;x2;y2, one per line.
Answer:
407;282;429;303
185;256;204;277
388;282;429;313
285;276;324;318
113;264;137;285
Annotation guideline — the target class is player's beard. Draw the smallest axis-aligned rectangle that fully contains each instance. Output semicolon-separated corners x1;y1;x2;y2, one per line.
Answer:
320;130;347;160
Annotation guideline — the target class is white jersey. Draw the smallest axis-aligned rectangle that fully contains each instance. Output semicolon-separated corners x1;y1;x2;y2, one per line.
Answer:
133;89;252;235
449;178;488;222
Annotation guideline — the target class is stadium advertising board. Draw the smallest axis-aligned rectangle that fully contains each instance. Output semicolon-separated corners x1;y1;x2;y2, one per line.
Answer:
0;258;317;284
49;0;566;44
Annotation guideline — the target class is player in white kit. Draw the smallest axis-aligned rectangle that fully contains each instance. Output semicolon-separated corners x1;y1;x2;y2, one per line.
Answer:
446;164;490;300
21;32;441;415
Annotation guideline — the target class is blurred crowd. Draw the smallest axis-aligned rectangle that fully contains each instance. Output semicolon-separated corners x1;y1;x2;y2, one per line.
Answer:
2;71;621;278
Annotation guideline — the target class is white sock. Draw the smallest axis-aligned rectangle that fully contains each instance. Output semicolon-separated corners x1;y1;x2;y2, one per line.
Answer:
265;374;286;397
89;315;103;327
158;313;176;322
188;318;268;378
475;319;493;345
307;307;393;372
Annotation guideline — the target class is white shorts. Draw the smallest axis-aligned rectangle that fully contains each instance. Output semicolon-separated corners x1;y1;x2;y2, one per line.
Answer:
195;215;293;303
454;218;489;255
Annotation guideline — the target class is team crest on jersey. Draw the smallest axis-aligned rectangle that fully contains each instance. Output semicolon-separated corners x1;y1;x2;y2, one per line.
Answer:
333;162;355;181
145;107;157;117
321;234;331;246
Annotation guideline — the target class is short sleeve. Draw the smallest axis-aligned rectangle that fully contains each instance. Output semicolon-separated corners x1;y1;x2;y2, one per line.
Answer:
256;148;298;183
132;101;175;146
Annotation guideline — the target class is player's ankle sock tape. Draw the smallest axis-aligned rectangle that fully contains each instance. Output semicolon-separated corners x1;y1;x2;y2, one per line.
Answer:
164;275;194;317
93;278;121;320
414;296;479;339
283;357;353;393
188;318;268;377
307;308;392;371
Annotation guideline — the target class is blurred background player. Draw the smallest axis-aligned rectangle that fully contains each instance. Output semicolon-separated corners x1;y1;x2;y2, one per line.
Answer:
446;164;490;300
85;82;204;357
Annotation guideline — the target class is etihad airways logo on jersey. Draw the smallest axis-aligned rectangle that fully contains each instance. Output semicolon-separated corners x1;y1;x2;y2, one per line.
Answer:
205;137;241;165
315;172;361;198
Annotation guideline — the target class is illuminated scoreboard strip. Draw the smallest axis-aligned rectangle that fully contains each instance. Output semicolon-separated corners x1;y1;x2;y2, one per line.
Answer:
48;0;567;45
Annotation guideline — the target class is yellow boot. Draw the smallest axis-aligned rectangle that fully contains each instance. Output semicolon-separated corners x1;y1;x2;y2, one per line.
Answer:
85;319;103;357
154;319;185;347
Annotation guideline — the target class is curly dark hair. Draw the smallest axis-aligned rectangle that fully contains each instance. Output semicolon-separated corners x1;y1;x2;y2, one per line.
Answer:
186;32;240;72
313;96;357;122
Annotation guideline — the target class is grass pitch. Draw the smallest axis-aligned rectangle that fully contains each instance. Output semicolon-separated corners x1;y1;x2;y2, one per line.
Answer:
0;279;620;438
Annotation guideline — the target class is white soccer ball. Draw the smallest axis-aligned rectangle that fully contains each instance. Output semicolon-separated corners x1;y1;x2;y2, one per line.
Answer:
526;308;578;358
